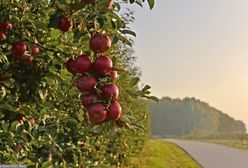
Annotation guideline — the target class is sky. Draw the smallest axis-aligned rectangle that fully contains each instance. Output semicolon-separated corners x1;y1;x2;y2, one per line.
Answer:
126;0;248;127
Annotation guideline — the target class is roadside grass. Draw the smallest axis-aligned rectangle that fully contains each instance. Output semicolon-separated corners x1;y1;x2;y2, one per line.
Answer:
201;139;248;150
129;139;201;168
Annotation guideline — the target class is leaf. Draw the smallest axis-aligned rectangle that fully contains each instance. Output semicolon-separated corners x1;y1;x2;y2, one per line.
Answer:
116;34;132;46
130;77;139;86
142;85;151;92
129;0;135;4
97;0;111;6
10;121;19;131
0;53;8;63
31;128;39;138
135;1;143;7
120;29;136;37
97;17;105;28
147;0;155;9
0;103;15;111
16;125;25;134
148;96;160;102
41;161;51;168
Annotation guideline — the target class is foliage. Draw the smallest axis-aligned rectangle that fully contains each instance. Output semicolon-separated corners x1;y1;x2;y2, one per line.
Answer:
149;97;246;138
0;0;154;167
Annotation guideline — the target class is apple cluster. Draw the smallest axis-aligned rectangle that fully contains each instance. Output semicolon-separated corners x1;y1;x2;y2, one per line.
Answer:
0;18;40;64
65;33;122;124
0;19;12;43
11;41;40;64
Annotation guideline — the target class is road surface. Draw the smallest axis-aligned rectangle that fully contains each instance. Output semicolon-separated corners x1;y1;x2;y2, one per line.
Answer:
167;139;248;168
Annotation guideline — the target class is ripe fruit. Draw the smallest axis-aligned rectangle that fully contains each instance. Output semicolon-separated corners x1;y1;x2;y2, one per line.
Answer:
88;103;107;124
16;143;23;151
66;58;78;74
57;15;73;32
81;94;98;108
93;56;113;74
18;119;24;125
95;146;101;152
107;101;122;121
90;33;111;53
31;45;40;55
29;118;35;125
76;76;96;92
1;19;12;30
20;56;33;64
75;55;92;73
101;84;119;100
0;33;7;39
12;41;27;58
107;71;118;79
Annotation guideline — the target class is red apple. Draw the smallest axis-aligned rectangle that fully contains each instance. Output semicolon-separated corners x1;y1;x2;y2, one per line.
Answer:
75;55;92;73
107;71;118;79
12;41;27;58
95;146;100;152
16;143;23;151
18;119;24;125
66;58;78;74
81;93;98;108
88;103;107;124
90;33;111;53
101;84;119;100
29;118;35;125
107;101;122;121
1;19;12;30
20;56;33;64
31;45;40;55
57;15;73;32
76;76;97;92
0;33;7;39
93;56;113;74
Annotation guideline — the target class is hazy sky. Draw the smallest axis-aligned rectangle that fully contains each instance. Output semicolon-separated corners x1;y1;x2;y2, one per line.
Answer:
127;0;248;126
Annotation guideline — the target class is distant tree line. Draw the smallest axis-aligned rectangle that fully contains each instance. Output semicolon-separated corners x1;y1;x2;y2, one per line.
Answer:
149;97;247;138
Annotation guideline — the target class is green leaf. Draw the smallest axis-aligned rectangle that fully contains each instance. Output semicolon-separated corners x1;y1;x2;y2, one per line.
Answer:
16;125;25;134
41;161;51;168
31;128;39;138
97;0;111;6
147;0;155;9
142;85;151;92
0;52;8;63
148;96;160;102
130;77;139;86
120;29;136;37
0;103;15;111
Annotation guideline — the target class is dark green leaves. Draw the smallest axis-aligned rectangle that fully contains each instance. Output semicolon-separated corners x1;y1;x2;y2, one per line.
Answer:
120;29;136;37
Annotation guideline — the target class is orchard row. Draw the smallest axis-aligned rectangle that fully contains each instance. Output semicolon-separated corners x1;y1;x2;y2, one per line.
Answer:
0;0;121;127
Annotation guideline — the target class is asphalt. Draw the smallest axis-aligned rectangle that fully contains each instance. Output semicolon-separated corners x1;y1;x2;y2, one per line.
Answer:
166;139;248;168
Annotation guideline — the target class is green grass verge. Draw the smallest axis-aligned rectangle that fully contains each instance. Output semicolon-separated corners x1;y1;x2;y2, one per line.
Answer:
130;139;201;168
202;139;248;150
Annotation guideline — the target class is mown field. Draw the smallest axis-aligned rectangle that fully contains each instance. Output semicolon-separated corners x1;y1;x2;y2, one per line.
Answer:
129;139;201;168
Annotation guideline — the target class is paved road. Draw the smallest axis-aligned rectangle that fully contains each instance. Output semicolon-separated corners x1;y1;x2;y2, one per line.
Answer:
167;139;248;168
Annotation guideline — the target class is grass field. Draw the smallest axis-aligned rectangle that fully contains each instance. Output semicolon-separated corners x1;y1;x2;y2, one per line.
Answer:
130;139;201;168
202;139;248;150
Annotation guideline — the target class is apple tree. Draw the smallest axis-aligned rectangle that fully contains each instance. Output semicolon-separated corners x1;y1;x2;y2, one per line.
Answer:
0;0;156;167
